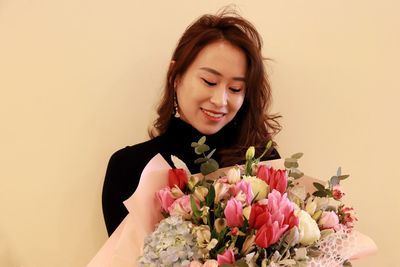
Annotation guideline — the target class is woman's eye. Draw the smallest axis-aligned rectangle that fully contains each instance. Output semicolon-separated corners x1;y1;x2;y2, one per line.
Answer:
201;78;216;86
229;87;242;93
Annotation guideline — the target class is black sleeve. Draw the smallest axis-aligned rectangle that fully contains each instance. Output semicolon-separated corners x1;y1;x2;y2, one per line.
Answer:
101;148;138;236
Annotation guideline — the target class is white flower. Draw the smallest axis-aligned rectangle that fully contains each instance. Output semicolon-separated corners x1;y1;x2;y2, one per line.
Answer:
227;166;241;184
243;176;268;201
297;210;321;245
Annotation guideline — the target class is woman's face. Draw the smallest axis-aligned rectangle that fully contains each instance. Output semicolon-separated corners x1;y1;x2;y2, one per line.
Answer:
175;40;247;135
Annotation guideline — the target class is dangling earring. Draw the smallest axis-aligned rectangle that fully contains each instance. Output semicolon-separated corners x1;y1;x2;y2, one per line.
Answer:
173;93;180;118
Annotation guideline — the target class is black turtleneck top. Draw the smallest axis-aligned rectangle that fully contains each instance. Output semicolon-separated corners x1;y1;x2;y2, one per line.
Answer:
102;117;280;236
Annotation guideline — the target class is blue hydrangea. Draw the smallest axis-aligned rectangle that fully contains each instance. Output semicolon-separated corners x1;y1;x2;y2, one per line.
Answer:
138;216;199;267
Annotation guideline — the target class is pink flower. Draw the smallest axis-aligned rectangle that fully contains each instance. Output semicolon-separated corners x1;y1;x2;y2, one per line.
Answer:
168;168;188;190
267;190;299;229
234;180;254;205
251;190;299;248
217;249;235;265
255;221;288;248
189;260;218;267
156;187;175;212
168;195;192;219
249;203;270;230
338;205;357;228
257;165;288;193
224;197;244;227
332;185;345;200
318;211;340;230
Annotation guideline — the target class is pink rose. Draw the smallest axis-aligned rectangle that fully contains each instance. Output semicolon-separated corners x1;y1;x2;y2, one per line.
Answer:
156;187;175;212
234;180;254;205
257;165;288;193
217;249;235;265
168;168;188;190
318;211;340;230
224;197;244;228
168;195;192;219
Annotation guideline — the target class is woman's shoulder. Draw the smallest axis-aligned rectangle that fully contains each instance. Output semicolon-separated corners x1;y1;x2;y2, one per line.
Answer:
108;136;165;169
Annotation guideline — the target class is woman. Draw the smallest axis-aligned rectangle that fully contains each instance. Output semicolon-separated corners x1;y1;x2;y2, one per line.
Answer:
102;10;281;236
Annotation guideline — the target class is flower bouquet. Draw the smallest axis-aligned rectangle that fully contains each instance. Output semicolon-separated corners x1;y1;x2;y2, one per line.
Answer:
87;138;377;267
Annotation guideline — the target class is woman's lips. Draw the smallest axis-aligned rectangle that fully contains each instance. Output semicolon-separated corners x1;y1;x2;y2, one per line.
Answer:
201;108;226;121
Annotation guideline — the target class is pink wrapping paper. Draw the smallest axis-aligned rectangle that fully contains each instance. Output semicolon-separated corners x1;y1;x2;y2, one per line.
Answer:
87;155;376;267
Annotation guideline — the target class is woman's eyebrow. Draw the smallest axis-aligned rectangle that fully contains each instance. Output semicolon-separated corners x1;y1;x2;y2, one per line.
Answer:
199;67;245;82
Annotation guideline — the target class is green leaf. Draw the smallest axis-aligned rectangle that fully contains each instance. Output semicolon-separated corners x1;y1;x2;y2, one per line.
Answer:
198;136;206;145
191;142;198;148
291;152;304;159
206;148;216;159
200;159;219;175
313;182;326;191
190;195;201;217
336;167;342;177
195;144;210;155
290;169;304;179
313;191;328;197
194;157;208;164
339;174;350;180
330;176;339;187
206;185;215;207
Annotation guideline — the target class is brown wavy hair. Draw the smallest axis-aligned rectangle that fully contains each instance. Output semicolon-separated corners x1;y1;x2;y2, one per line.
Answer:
149;8;281;166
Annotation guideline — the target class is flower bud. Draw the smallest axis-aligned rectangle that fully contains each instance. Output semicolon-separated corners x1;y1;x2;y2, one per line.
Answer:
227;167;241;184
194;186;209;202
246;146;255;160
305;201;317;215
214;218;227;234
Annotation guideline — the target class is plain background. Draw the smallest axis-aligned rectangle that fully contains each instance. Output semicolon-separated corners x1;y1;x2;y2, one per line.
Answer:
1;0;399;266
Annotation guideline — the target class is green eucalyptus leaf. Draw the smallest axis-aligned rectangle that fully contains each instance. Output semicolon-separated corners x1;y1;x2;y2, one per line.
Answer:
200;159;219;175
195;144;210;155
313;182;326;191
290;169;304;179
291;152;304;159
198;136;206;145
191;142;198;148
194;157;208;164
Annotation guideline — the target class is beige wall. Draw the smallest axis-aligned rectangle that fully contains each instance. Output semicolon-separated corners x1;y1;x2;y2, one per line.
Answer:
1;1;398;266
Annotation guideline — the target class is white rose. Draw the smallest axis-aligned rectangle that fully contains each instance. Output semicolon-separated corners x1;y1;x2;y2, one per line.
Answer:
297;210;321;245
243;176;268;201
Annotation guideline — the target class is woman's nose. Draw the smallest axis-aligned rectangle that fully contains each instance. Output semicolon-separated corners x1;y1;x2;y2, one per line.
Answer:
209;86;228;107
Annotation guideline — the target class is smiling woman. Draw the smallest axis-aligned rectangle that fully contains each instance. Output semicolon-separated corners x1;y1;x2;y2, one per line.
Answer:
101;8;281;236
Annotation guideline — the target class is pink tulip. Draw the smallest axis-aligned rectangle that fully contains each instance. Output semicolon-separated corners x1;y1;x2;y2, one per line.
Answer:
255;220;289;248
267;190;299;229
319;211;340;230
234;180;254;205
251;190;299;248
156;187;175;212
257;165;288;193
224;197;244;228
217;249;235;265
